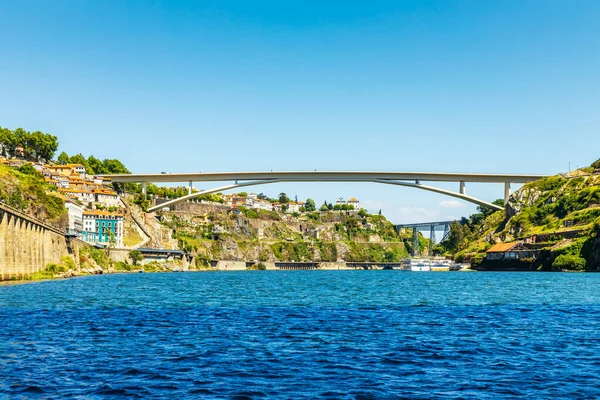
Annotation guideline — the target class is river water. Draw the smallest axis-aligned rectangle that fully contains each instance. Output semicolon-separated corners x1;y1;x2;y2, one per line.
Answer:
1;271;600;398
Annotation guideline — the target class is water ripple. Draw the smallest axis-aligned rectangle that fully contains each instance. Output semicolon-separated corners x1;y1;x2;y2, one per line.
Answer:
1;271;600;398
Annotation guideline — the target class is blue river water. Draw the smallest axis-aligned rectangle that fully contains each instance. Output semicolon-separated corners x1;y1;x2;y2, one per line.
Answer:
1;271;600;399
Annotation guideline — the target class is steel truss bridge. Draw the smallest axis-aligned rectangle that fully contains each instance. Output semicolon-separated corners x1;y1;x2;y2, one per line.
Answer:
100;170;546;213
395;221;454;257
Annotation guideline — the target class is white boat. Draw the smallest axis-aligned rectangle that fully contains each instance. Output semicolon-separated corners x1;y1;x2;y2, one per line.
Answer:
409;258;431;272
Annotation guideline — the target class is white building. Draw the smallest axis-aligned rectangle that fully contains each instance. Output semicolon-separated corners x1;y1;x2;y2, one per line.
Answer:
252;199;272;211
286;202;301;213
93;189;120;207
347;197;360;210
65;200;84;235
59;188;94;204
69;163;86;176
58;176;69;189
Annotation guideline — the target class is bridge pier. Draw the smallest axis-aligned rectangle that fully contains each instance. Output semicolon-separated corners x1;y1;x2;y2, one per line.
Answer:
188;181;193;195
504;182;511;204
142;182;147;195
442;223;451;242
429;225;436;256
459;181;466;195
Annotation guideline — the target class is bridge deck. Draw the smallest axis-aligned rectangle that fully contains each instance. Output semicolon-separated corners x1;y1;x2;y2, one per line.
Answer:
101;170;546;184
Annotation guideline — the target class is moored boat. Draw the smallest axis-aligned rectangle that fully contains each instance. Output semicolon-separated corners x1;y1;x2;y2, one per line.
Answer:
409;258;431;272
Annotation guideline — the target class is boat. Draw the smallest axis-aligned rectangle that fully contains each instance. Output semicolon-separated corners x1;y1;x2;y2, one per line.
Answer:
409;258;431;272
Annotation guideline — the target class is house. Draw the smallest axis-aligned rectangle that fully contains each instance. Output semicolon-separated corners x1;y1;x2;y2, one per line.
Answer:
45;177;59;187
58;176;70;189
336;197;346;206
253;199;272;211
68;164;86;176
272;202;283;212
65;200;84;235
81;210;124;247
245;194;258;206
287;202;301;213
485;242;539;261
47;165;73;177
93;188;120;207
59;188;94;204
232;196;247;207
347;197;360;210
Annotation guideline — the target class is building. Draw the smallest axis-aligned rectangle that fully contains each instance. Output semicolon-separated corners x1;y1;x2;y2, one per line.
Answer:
93;188;120;207
347;197;360;210
58;176;70;189
68;163;86;176
65;200;84;236
253;199;272;211
82;210;124;247
286;202;301;213
47;165;73;177
485;242;539;261
59;188;94;204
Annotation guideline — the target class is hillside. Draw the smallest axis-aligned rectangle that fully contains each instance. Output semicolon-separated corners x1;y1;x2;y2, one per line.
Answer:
137;200;428;267
441;166;600;271
0;163;66;228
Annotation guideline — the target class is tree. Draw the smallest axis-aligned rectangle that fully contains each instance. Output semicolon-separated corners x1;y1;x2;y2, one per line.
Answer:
237;192;248;197
378;209;382;215
320;203;329;212
305;198;316;212
129;250;144;266
257;193;268;200
57;151;70;165
278;192;290;204
13;128;31;158
36;133;58;161
87;155;106;174
0;127;16;157
592;159;600;169
444;221;465;252
103;159;130;174
327;202;333;210
358;208;368;218
19;163;39;176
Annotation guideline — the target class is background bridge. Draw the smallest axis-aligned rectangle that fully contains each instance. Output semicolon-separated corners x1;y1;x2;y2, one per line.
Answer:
100;170;546;213
394;220;454;257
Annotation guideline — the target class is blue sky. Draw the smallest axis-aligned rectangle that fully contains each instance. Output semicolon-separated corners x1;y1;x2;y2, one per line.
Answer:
1;1;598;223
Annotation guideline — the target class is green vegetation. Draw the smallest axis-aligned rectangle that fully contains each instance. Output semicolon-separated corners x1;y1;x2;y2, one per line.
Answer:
0;126;59;162
442;160;600;270
0;163;66;223
552;254;586;271
27;256;76;280
129;250;143;266
79;246;111;269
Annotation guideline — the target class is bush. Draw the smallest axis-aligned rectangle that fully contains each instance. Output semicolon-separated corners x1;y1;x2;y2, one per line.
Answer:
552;254;586;271
257;262;267;270
61;256;76;270
46;263;66;273
114;261;134;271
591;159;600;169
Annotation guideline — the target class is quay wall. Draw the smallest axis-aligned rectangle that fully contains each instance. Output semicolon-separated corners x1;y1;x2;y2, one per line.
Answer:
0;204;75;280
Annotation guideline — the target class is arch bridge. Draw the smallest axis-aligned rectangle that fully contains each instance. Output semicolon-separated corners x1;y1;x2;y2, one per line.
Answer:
99;171;546;213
